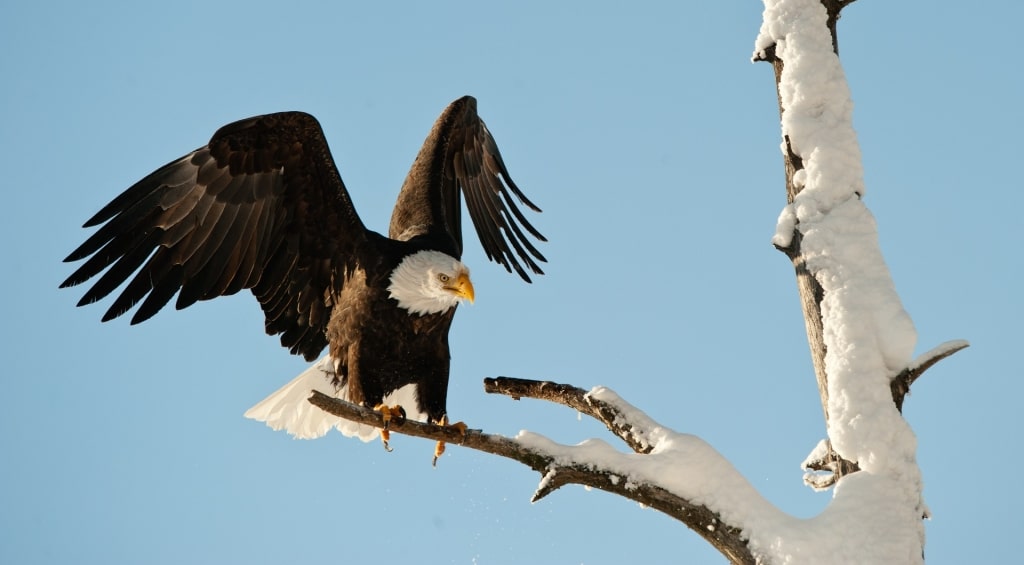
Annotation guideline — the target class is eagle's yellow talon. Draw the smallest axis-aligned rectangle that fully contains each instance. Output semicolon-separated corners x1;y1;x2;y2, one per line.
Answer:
374;404;406;452
432;414;468;466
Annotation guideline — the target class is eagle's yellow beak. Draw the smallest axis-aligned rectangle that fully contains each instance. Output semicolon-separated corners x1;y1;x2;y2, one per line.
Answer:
447;272;475;304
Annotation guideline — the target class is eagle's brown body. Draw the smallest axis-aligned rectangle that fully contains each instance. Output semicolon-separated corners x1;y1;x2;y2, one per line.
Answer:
326;261;455;424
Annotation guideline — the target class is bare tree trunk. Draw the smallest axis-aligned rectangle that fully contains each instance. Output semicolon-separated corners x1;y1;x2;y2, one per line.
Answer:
754;0;857;425
755;0;965;487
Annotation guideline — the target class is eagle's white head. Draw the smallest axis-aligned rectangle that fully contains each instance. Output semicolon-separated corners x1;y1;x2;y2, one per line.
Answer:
387;250;475;315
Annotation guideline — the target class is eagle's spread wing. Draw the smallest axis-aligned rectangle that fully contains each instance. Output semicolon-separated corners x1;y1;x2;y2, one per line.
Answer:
60;112;370;361
388;96;547;282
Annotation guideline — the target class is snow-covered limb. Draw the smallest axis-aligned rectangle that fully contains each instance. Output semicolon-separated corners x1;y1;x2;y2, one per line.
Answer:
908;340;970;373
801;438;860;491
312;373;937;563
308;383;761;564
482;377;670;454
891;339;970;411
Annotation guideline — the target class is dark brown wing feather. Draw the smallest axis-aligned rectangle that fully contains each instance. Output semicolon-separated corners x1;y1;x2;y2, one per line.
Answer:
60;112;372;360
388;96;546;281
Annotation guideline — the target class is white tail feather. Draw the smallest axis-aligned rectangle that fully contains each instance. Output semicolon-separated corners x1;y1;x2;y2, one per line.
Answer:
244;355;426;442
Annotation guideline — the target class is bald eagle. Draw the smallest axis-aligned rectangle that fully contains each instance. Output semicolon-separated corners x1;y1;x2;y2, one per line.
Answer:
61;96;545;455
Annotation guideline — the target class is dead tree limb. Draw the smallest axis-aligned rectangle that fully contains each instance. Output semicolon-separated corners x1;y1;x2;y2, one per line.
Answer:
891;340;970;412
483;377;655;454
308;383;756;565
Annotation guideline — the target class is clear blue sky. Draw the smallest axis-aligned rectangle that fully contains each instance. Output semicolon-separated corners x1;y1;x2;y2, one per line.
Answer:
3;2;1020;563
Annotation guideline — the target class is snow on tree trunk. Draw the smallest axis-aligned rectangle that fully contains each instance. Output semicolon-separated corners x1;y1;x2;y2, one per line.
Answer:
756;0;926;561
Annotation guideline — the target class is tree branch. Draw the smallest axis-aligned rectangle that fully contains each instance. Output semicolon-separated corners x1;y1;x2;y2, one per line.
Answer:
821;0;857;54
483;377;654;454
801;439;861;490
891;340;970;412
308;383;757;565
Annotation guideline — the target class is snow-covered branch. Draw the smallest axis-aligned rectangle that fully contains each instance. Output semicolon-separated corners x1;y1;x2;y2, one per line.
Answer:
891;339;969;411
483;377;658;454
308;383;760;564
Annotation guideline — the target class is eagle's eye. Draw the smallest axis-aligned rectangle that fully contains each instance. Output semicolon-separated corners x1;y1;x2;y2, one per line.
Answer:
438;273;450;284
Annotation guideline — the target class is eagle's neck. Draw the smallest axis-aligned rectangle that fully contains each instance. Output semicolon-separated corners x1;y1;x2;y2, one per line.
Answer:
387;250;465;316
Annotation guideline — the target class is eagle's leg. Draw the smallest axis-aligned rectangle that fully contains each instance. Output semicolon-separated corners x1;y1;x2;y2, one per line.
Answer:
432;414;468;466
373;404;407;452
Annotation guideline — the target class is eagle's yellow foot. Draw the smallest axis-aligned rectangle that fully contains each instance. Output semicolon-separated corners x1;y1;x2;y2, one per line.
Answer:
373;404;407;452
432;414;468;467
